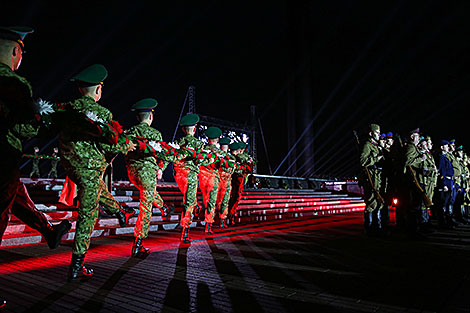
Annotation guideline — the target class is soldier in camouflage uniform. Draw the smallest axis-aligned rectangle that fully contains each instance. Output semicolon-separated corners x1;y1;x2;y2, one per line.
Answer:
228;142;254;225
403;128;429;236
454;145;469;224
199;127;223;234
448;140;466;224
0;28;72;305
216;137;236;228
48;147;60;179
57;64;136;280
29;146;41;178
173;114;205;243
125;98;174;257
416;136;437;230
359;124;384;235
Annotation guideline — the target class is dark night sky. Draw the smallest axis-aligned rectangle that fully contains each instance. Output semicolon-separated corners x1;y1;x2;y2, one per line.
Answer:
3;1;470;180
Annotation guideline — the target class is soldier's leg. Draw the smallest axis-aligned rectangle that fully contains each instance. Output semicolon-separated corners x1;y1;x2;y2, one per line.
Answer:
198;170;212;210
205;175;220;224
134;181;156;240
220;182;232;219
72;169;103;255
229;174;245;219
181;171;198;228
98;179;121;214
0;169;20;241
11;183;71;248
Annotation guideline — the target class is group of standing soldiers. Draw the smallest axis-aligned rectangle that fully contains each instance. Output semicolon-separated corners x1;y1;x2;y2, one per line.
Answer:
0;23;254;299
359;123;470;238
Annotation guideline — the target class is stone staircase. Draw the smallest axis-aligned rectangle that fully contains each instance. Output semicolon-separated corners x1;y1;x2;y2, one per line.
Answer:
0;178;365;248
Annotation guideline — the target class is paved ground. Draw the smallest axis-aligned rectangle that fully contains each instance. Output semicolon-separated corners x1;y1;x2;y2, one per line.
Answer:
1;213;470;313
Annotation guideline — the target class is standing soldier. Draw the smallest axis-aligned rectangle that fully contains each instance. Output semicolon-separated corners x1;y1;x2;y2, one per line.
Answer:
422;136;438;228
198;127;223;234
448;140;465;224
48;147;60;179
173;114;205;243
437;140;455;228
57;64;136;280
403;128;428;236
125;98;174;257
216;137;236;228
0;26;72;302
455;145;469;224
359;124;384;235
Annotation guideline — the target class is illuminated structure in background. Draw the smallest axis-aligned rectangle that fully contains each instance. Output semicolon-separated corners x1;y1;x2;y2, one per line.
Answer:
174;86;258;172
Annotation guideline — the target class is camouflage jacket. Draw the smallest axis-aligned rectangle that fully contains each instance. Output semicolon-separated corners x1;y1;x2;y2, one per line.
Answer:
219;150;237;175
0;62;39;159
233;151;254;175
200;143;225;175
173;134;205;173
125;122;168;171
58;95;129;170
449;152;463;185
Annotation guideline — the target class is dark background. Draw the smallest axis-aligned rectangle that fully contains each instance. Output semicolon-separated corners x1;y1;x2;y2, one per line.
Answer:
3;1;469;181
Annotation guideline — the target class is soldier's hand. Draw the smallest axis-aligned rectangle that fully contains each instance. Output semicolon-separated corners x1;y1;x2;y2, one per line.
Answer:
128;141;137;152
157;169;163;180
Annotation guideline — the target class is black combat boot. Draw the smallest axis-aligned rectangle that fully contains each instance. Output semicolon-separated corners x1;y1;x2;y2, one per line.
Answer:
181;227;191;243
116;207;134;227
43;220;72;249
67;254;93;281
160;204;175;221
205;223;213;235
220;218;227;228
131;237;150;258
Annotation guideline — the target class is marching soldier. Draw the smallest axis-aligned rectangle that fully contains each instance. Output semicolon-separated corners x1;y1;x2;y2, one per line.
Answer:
173;114;205;243
198;127;223;234
125;98;174;257
228;142;254;225
57;64;136;280
216;137;236;228
48;147;60;179
359;124;384;235
30;146;41;178
448;140;465;224
0;26;72;305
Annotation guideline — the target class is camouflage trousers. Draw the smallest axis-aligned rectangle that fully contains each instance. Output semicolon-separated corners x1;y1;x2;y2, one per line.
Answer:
48;161;58;178
217;171;232;220
30;161;40;178
228;174;245;218
127;164;163;239
98;179;122;214
198;167;220;224
66;166;109;255
0;169;50;241
174;167;198;228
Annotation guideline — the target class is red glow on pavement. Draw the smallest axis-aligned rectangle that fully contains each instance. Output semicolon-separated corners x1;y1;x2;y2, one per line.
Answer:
0;215;362;276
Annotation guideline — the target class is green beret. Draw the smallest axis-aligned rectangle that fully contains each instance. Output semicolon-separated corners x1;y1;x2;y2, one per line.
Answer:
219;137;231;145
0;26;34;50
180;113;199;126
239;142;247;149
369;124;380;132
131;98;158;112
229;142;241;151
71;64;108;86
205;126;222;139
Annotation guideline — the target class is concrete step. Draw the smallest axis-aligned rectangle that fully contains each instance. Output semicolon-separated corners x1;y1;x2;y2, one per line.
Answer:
1;178;365;248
